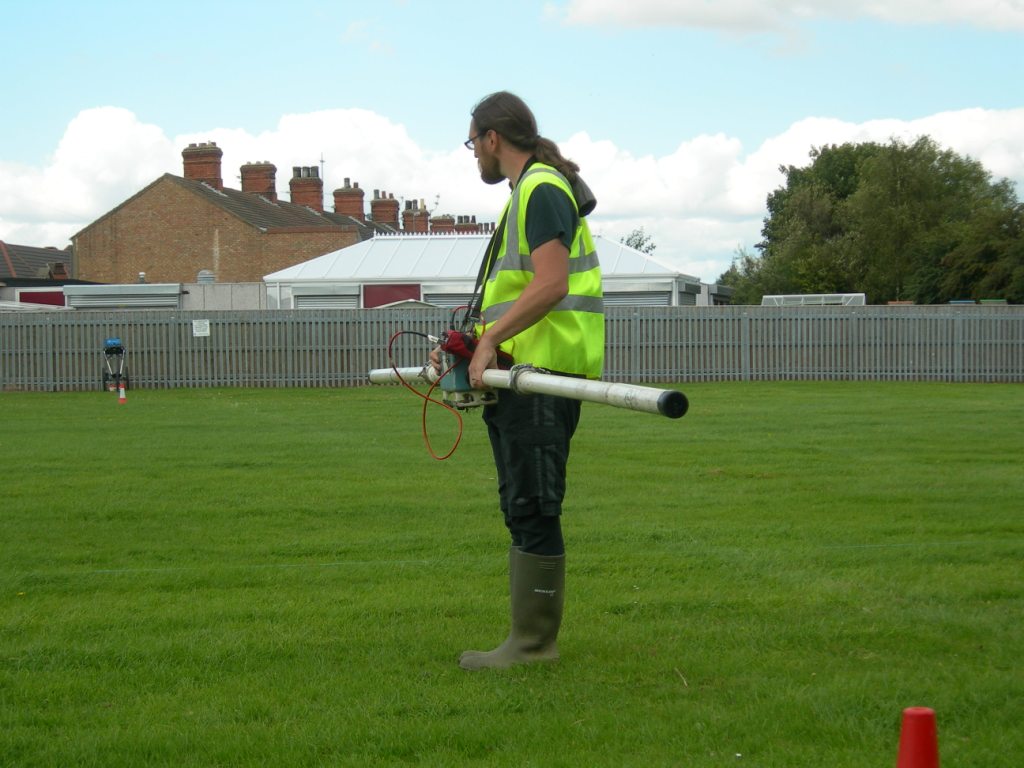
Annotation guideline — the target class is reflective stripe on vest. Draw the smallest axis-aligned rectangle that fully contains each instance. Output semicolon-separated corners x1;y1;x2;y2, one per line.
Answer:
477;163;604;379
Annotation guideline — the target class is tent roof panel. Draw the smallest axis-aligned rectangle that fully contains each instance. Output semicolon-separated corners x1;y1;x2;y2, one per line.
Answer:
263;234;699;282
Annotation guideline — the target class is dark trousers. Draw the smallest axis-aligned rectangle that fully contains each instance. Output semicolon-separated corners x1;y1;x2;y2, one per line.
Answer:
482;389;582;556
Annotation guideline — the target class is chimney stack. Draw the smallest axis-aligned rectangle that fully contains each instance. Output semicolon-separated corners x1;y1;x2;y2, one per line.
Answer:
454;214;480;234
431;214;455;234
240;161;277;202
182;142;223;190
402;199;430;233
370;190;401;230
403;200;416;232
333;178;366;221
289;166;324;212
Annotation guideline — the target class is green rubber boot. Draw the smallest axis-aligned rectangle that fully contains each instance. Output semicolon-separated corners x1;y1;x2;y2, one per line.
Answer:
459;549;565;671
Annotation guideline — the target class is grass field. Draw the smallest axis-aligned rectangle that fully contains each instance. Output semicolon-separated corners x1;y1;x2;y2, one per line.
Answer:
1;382;1021;767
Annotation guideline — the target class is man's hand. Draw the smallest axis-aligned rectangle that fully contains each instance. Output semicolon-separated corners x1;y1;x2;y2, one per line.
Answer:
428;345;442;375
468;335;498;389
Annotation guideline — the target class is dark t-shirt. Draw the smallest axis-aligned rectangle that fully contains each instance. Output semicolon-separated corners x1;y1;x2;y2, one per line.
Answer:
525;182;579;252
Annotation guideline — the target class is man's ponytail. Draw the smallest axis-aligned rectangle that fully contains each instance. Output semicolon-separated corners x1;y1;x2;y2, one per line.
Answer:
534;137;580;185
471;91;580;184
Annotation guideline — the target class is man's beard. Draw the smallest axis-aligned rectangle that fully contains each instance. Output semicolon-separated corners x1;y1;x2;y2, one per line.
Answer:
478;154;505;185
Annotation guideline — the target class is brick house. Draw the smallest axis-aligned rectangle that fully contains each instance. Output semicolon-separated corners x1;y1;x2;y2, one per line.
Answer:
71;142;394;285
0;240;84;307
1;240;72;283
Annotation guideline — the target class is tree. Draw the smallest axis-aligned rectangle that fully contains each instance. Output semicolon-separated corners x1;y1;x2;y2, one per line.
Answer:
847;138;1018;302
718;247;768;305
755;142;884;296
721;137;1023;304
942;195;1024;303
622;227;656;255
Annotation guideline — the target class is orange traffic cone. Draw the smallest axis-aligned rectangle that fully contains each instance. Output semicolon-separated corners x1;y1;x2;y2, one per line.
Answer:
896;706;939;768
118;384;127;405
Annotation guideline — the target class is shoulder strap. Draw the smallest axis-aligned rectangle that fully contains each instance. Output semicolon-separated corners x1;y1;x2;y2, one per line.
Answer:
459;205;510;331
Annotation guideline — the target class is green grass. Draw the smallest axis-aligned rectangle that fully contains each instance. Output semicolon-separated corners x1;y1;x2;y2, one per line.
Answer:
1;382;1021;766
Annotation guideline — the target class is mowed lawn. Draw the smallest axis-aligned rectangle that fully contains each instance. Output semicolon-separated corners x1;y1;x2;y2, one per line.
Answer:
1;382;1021;767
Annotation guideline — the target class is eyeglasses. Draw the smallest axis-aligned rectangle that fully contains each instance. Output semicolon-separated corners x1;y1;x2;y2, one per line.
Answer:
464;130;487;150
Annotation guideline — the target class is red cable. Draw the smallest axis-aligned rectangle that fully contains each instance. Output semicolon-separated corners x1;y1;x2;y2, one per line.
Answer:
387;330;464;460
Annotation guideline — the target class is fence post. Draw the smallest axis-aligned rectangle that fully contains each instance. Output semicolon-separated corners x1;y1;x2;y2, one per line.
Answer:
741;310;751;382
45;313;56;392
631;310;641;380
954;311;964;383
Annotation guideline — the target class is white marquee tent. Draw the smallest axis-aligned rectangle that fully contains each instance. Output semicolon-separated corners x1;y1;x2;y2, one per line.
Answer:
263;233;711;309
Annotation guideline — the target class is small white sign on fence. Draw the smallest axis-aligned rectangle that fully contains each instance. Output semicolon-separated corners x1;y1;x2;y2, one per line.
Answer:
192;319;211;337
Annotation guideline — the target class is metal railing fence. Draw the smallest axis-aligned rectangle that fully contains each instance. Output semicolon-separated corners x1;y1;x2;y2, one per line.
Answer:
2;305;1021;392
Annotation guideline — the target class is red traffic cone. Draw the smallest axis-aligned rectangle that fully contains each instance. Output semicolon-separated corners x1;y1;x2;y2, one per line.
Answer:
896;706;939;768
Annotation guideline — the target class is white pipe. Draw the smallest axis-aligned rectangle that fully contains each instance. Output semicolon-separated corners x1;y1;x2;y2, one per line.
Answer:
368;366;688;419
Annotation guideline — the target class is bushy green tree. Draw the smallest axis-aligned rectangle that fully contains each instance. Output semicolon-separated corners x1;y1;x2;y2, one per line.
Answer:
720;137;1023;304
718;247;768;305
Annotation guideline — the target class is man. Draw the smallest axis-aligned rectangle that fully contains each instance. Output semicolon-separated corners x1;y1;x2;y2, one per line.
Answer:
435;91;603;670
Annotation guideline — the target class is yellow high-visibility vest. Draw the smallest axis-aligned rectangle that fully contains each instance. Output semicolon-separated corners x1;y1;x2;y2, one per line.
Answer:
476;163;604;379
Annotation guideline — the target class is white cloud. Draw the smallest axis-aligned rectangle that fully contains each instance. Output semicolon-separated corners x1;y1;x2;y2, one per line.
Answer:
0;107;176;224
566;108;1024;277
553;0;1024;32
861;0;1024;30
1;106;1022;284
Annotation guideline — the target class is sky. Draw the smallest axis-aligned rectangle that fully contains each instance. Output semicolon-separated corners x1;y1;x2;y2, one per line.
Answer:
1;0;1022;282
